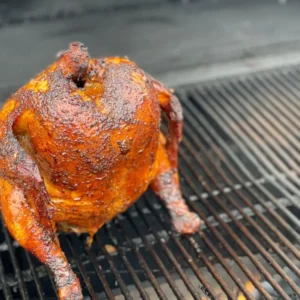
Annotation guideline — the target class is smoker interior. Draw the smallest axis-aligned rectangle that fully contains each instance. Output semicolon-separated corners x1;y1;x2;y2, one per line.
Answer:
0;65;299;299
1;1;300;299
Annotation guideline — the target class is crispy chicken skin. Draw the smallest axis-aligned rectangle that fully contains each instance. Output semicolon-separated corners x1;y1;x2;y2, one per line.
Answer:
0;43;201;299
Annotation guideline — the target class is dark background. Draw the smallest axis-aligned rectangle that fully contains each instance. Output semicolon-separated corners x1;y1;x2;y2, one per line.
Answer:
1;0;300;101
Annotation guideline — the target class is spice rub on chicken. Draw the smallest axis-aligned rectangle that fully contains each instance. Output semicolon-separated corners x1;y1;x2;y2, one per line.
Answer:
0;42;201;299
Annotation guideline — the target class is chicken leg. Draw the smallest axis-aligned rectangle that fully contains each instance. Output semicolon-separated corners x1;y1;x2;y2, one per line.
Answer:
151;79;201;233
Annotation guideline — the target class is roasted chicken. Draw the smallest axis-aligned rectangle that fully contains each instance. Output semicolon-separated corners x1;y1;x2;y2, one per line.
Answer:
0;42;201;299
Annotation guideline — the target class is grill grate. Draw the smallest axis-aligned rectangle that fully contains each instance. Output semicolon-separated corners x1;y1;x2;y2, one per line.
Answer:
1;65;300;299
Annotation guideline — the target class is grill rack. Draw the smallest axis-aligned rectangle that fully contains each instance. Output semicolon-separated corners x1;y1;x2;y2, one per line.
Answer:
0;65;300;299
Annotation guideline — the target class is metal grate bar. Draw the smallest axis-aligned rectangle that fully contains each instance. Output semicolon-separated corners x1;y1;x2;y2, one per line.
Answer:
180;82;300;297
143;194;221;299
240;77;300;187
181;111;300;252
104;226;151;300
111;219;168;300
232;77;300;192
242;71;300;189
282;70;300;112
183;90;300;259
0;218;29;300
243;76;300;163
184;235;234;299
262;72;300;131
180;128;300;297
163;116;298;298
84;245;115;300
180;165;282;299
210;80;300;237
283;69;300;96
217;80;300;172
270;70;300;109
250;74;300;135
25;252;46;300
197;85;300;205
66;236;98;300
95;236;134;300
133;203;201;299
170;170;261;300
123;211;186;299
181;128;300;273
185;92;300;293
0;253;12;299
198;231;256;300
190;85;300;221
179;89;300;232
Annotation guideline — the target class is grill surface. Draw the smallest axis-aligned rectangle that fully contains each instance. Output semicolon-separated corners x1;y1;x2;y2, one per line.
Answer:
1;65;300;299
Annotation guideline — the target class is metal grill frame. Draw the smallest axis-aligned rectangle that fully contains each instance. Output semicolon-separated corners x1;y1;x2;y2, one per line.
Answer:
0;65;299;299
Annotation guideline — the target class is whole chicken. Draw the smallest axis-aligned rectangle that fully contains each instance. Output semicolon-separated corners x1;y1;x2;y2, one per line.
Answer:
0;43;201;299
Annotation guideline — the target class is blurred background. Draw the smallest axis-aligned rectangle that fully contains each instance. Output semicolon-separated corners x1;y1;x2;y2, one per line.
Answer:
1;0;300;100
